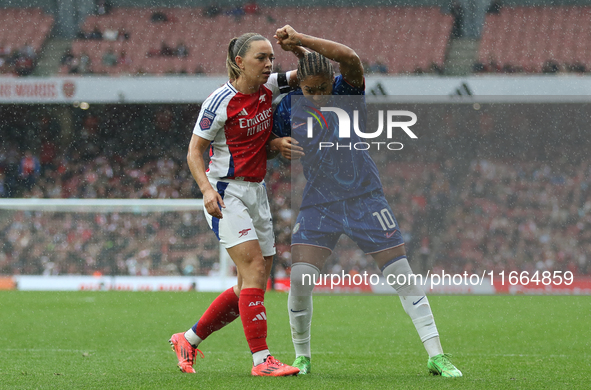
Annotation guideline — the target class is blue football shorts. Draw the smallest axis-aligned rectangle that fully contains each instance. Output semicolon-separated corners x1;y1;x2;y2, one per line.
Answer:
292;190;405;254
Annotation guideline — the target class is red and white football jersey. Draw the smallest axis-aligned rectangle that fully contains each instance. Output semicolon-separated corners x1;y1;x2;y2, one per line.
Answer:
193;72;291;182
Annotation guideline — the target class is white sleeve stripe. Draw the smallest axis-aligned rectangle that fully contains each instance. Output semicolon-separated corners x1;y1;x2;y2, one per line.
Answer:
225;81;237;93
207;87;233;112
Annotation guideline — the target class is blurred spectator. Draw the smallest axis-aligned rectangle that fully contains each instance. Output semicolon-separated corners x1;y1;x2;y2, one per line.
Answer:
102;49;118;67
368;60;388;74
147;47;161;58
96;0;113;15
67;57;81;74
448;0;464;38
542;60;560;74
151;11;168;23
226;4;245;21
472;61;485;73
0;40;12;57
567;62;586;73
203;3;222;18
79;52;92;73
244;1;260;15
39;139;57;175
118;51;132;67
88;25;103;40
60;48;75;67
103;26;118;41
194;65;205;74
13;51;35;76
117;28;130;41
429;62;445;74
160;42;175;57
19;150;40;191
20;42;36;60
176;42;189;58
487;0;502;14
1;147;19;197
0;171;5;197
0;42;39;76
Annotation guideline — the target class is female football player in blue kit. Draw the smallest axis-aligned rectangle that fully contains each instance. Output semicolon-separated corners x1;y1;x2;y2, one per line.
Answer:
269;25;462;377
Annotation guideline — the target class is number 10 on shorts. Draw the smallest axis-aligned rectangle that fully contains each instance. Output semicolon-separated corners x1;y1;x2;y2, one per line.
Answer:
372;208;396;231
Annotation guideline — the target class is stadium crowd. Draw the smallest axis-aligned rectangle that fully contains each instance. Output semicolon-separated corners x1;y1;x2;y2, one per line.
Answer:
438;159;591;276
1;103;590;277
0;42;38;76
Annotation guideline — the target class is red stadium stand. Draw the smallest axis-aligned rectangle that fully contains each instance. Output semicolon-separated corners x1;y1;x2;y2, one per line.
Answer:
479;6;591;72
65;6;452;75
0;8;54;76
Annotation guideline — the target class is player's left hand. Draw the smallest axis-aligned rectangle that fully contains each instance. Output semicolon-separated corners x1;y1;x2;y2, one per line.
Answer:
278;137;304;160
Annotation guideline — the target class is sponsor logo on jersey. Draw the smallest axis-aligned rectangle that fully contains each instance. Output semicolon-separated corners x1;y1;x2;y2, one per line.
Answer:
238;228;251;238
239;107;273;137
238;108;248;116
239;107;272;129
199;109;216;130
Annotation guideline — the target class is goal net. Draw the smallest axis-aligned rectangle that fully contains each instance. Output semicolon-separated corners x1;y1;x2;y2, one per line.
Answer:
0;199;232;278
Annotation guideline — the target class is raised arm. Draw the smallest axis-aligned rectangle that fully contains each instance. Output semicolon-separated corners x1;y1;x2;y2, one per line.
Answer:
274;34;310;88
275;25;363;89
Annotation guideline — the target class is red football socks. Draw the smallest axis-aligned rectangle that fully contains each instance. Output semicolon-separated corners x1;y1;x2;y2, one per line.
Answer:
239;288;269;353
193;287;240;340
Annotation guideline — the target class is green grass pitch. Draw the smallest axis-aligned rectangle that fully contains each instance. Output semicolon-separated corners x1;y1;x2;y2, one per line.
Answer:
0;291;589;389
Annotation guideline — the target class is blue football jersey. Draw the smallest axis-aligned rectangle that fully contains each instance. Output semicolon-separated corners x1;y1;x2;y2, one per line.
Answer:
272;75;383;208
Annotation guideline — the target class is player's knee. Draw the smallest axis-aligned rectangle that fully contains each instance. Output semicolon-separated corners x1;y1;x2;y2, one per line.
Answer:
374;245;406;269
382;257;423;294
236;256;267;287
243;254;266;271
290;262;320;295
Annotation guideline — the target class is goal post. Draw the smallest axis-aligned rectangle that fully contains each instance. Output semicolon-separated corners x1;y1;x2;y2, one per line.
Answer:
0;198;232;281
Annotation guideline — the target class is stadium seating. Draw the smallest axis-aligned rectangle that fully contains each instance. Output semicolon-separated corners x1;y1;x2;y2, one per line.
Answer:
0;8;54;75
0;8;53;52
479;6;591;72
63;6;452;75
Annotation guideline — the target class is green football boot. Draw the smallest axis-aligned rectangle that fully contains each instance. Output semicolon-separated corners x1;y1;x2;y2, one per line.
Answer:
427;354;462;377
292;356;311;375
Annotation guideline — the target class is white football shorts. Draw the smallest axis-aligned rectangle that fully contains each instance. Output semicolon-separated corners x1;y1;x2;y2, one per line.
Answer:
204;178;276;257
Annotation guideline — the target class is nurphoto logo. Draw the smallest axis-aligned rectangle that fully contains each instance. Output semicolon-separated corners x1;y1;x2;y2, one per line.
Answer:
306;107;418;151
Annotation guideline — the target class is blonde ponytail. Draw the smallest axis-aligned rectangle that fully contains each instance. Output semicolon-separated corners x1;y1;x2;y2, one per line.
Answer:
226;33;267;80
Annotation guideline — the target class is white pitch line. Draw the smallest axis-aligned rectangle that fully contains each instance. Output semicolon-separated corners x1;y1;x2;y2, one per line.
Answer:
0;349;582;359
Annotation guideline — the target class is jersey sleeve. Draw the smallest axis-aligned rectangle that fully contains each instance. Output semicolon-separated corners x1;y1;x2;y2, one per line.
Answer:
264;71;293;100
333;74;365;96
192;90;230;141
271;92;292;138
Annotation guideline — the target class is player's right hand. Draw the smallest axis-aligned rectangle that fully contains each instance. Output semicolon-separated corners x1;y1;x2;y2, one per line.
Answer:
203;188;225;219
278;137;305;160
274;25;302;52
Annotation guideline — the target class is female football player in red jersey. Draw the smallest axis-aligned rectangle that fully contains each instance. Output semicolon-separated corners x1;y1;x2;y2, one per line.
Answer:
271;25;462;377
169;32;300;377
